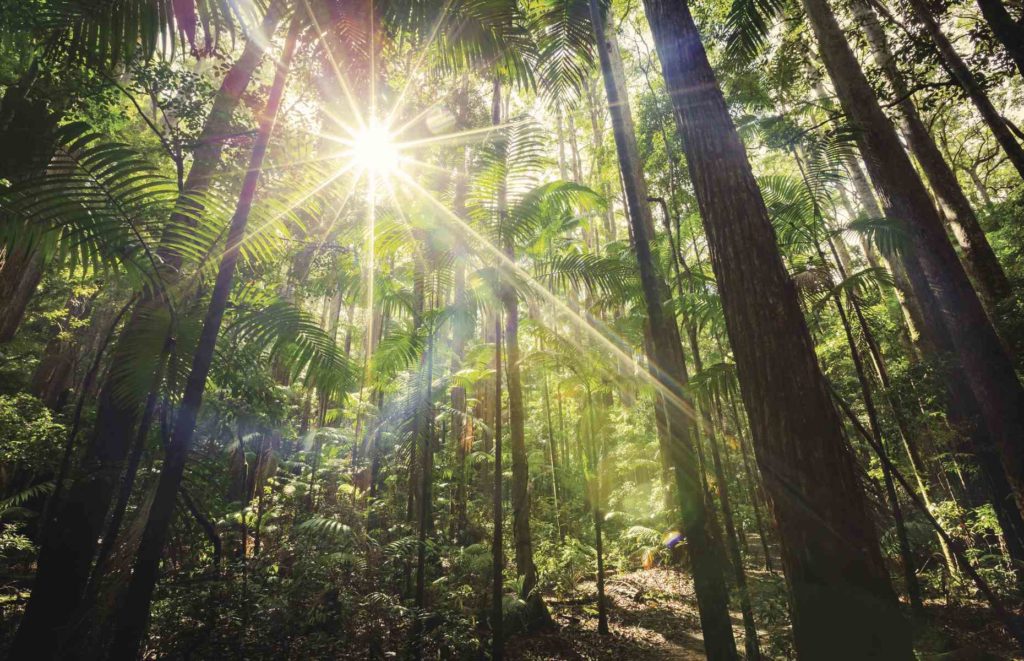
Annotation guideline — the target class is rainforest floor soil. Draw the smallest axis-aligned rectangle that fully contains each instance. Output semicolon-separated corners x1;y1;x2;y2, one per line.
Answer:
506;568;1022;660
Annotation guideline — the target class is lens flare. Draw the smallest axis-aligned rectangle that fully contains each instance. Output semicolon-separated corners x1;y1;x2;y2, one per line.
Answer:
349;121;400;176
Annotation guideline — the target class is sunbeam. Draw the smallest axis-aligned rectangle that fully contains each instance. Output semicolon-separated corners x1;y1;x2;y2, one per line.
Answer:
390;170;703;425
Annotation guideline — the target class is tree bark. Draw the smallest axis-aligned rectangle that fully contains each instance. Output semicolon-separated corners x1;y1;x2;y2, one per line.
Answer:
505;287;539;597
491;309;504;661
0;244;44;343
640;0;912;656
802;0;1024;520
589;4;738;657
106;17;300;659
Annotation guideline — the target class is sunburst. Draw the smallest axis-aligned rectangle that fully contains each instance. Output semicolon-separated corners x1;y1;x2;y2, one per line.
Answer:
235;0;706;430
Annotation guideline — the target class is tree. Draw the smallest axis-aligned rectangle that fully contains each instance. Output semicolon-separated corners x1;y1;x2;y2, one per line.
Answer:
639;0;913;656
8;9;286;657
800;0;1024;523
850;0;1011;308
588;2;739;658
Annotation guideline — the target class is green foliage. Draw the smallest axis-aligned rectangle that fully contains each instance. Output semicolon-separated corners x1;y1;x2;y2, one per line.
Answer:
0;394;64;478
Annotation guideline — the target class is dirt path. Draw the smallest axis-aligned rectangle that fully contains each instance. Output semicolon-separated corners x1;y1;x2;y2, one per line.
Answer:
507;568;744;660
506;567;1023;660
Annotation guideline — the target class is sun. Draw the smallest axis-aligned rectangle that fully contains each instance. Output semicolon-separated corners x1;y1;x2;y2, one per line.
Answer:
349;121;401;177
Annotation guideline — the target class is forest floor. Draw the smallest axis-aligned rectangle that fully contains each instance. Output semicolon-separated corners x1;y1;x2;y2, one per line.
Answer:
505;567;1023;660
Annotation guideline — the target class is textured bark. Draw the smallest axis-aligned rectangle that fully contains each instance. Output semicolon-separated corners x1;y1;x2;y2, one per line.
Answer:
641;0;911;656
903;0;1024;178
803;0;1024;522
9;10;284;659
590;4;738;657
107;18;300;659
852;0;1011;307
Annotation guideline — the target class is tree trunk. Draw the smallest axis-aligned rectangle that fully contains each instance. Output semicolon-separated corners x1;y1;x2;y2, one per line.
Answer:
902;0;1024;178
31;293;94;409
851;0;1011;307
973;0;1024;80
0;244;44;343
706;405;762;659
589;4;738;657
0;68;64;343
505;271;539;598
586;394;610;635
9;9;284;657
542;373;563;541
451;141;471;544
413;305;435;660
640;0;912;656
106;18;299;659
491;308;504;661
802;0;1024;519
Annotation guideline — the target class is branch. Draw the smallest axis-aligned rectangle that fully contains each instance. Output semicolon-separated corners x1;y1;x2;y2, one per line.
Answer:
180;487;222;573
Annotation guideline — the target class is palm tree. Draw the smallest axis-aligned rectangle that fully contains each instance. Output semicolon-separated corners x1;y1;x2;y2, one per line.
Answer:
8;8;286;656
106;14;303;658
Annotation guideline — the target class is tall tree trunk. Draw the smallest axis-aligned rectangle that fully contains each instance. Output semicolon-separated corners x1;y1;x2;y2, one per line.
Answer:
491;309;504;660
585;393;610;635
0;66;65;343
973;0;1024;80
640;0;912;656
706;403;762;660
9;9;284;657
490;76;505;661
851;0;1011;307
451;140;471;544
542;373;563;541
901;0;1024;178
802;0;1024;519
589;4;738;657
413;302;436;660
505;291;539;598
0;244;44;343
106;19;300;659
